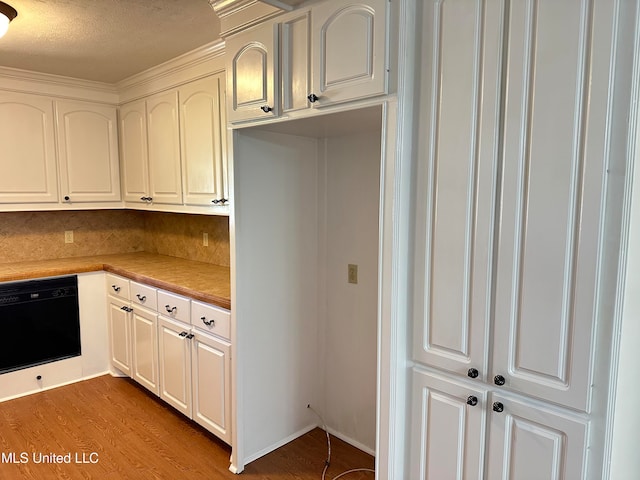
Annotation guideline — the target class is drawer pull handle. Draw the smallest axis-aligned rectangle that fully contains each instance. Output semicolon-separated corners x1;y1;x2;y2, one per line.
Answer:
165;305;177;314
260;105;272;113
307;93;319;103
179;331;188;337
201;316;215;327
112;285;121;293
136;294;146;302
186;333;194;339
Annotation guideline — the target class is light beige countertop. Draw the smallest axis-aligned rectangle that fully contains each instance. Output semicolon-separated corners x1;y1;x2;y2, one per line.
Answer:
0;252;231;310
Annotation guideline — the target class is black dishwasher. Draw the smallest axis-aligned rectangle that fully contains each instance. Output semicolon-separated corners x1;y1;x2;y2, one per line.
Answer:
0;275;81;375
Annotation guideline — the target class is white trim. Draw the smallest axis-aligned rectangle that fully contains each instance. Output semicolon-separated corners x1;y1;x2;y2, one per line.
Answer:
242;423;317;465
326;426;376;457
116;41;226;103
0;66;118;103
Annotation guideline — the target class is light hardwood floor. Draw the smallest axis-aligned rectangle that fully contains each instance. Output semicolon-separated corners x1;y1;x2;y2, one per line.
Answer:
0;375;374;479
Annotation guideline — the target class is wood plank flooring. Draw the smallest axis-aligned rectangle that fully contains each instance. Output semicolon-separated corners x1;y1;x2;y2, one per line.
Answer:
0;375;374;480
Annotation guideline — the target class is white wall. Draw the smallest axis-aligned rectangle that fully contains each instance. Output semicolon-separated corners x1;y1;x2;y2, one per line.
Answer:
233;111;382;468
234;129;321;463
320;132;380;453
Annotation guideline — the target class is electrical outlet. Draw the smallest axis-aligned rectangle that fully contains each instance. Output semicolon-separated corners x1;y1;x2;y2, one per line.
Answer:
64;231;74;244
203;232;209;246
348;264;358;284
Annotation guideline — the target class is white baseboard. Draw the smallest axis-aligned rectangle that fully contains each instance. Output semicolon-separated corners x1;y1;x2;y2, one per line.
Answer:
325;426;376;457
243;423;318;465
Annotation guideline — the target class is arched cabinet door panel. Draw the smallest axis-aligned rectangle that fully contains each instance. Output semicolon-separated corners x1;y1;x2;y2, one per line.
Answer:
56;100;121;203
226;21;278;123
310;0;388;107
0;93;58;203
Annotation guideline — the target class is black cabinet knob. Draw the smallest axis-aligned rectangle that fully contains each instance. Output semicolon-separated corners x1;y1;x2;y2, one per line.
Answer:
494;375;506;386
260;105;272;113
492;402;504;413
307;93;319;103
64;196;70;201
466;395;478;406
467;368;479;379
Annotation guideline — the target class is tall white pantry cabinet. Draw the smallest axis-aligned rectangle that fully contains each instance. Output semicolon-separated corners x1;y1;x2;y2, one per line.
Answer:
407;1;639;480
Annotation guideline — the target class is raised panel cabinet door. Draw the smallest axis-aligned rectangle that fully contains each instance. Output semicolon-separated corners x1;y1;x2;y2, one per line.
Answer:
158;316;192;417
486;394;588;480
281;10;311;113
492;0;615;411
120;100;149;203
226;21;278;123
410;368;486;480
310;0;387;106
0;92;58;203
147;91;183;205
191;331;231;443
131;305;159;395
108;298;131;376
413;0;504;378
179;73;228;206
55;100;121;203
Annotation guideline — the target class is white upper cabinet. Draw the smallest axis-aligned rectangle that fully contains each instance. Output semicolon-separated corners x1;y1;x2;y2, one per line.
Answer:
309;0;387;107
179;73;229;206
413;0;503;381
226;21;279;123
146;91;183;205
55;100;121;203
281;10;312;114
120;99;150;203
0;92;58;203
492;0;609;411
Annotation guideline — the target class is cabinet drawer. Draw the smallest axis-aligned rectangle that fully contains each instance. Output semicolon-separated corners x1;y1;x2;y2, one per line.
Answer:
158;290;190;323
191;300;230;340
130;281;157;310
106;274;130;300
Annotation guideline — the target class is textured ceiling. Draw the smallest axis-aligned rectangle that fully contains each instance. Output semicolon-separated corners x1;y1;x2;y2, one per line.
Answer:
0;0;221;83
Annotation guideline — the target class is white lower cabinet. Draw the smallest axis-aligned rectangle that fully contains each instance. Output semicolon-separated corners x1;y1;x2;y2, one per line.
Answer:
131;305;159;395
486;393;588;480
107;294;132;377
191;329;232;443
106;275;232;444
410;369;486;480
410;368;588;480
158;315;193;417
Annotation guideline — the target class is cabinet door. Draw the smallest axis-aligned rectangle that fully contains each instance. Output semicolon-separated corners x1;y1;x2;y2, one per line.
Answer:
410;368;486;480
158;316;192;417
107;297;131;376
413;0;504;378
281;10;311;113
147;91;183;205
486;394;588;480
179;73;228;206
131;305;159;395
191;331;231;443
120;100;149;203
55;100;121;203
0;92;58;203
226;21;278;122
493;0;610;411
310;0;387;106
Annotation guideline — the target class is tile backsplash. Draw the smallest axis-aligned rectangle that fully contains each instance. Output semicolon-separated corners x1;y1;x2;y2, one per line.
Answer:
0;210;230;267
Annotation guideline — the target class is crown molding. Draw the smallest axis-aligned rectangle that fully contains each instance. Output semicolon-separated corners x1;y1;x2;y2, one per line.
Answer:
210;0;287;37
116;40;226;103
0;66;119;103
